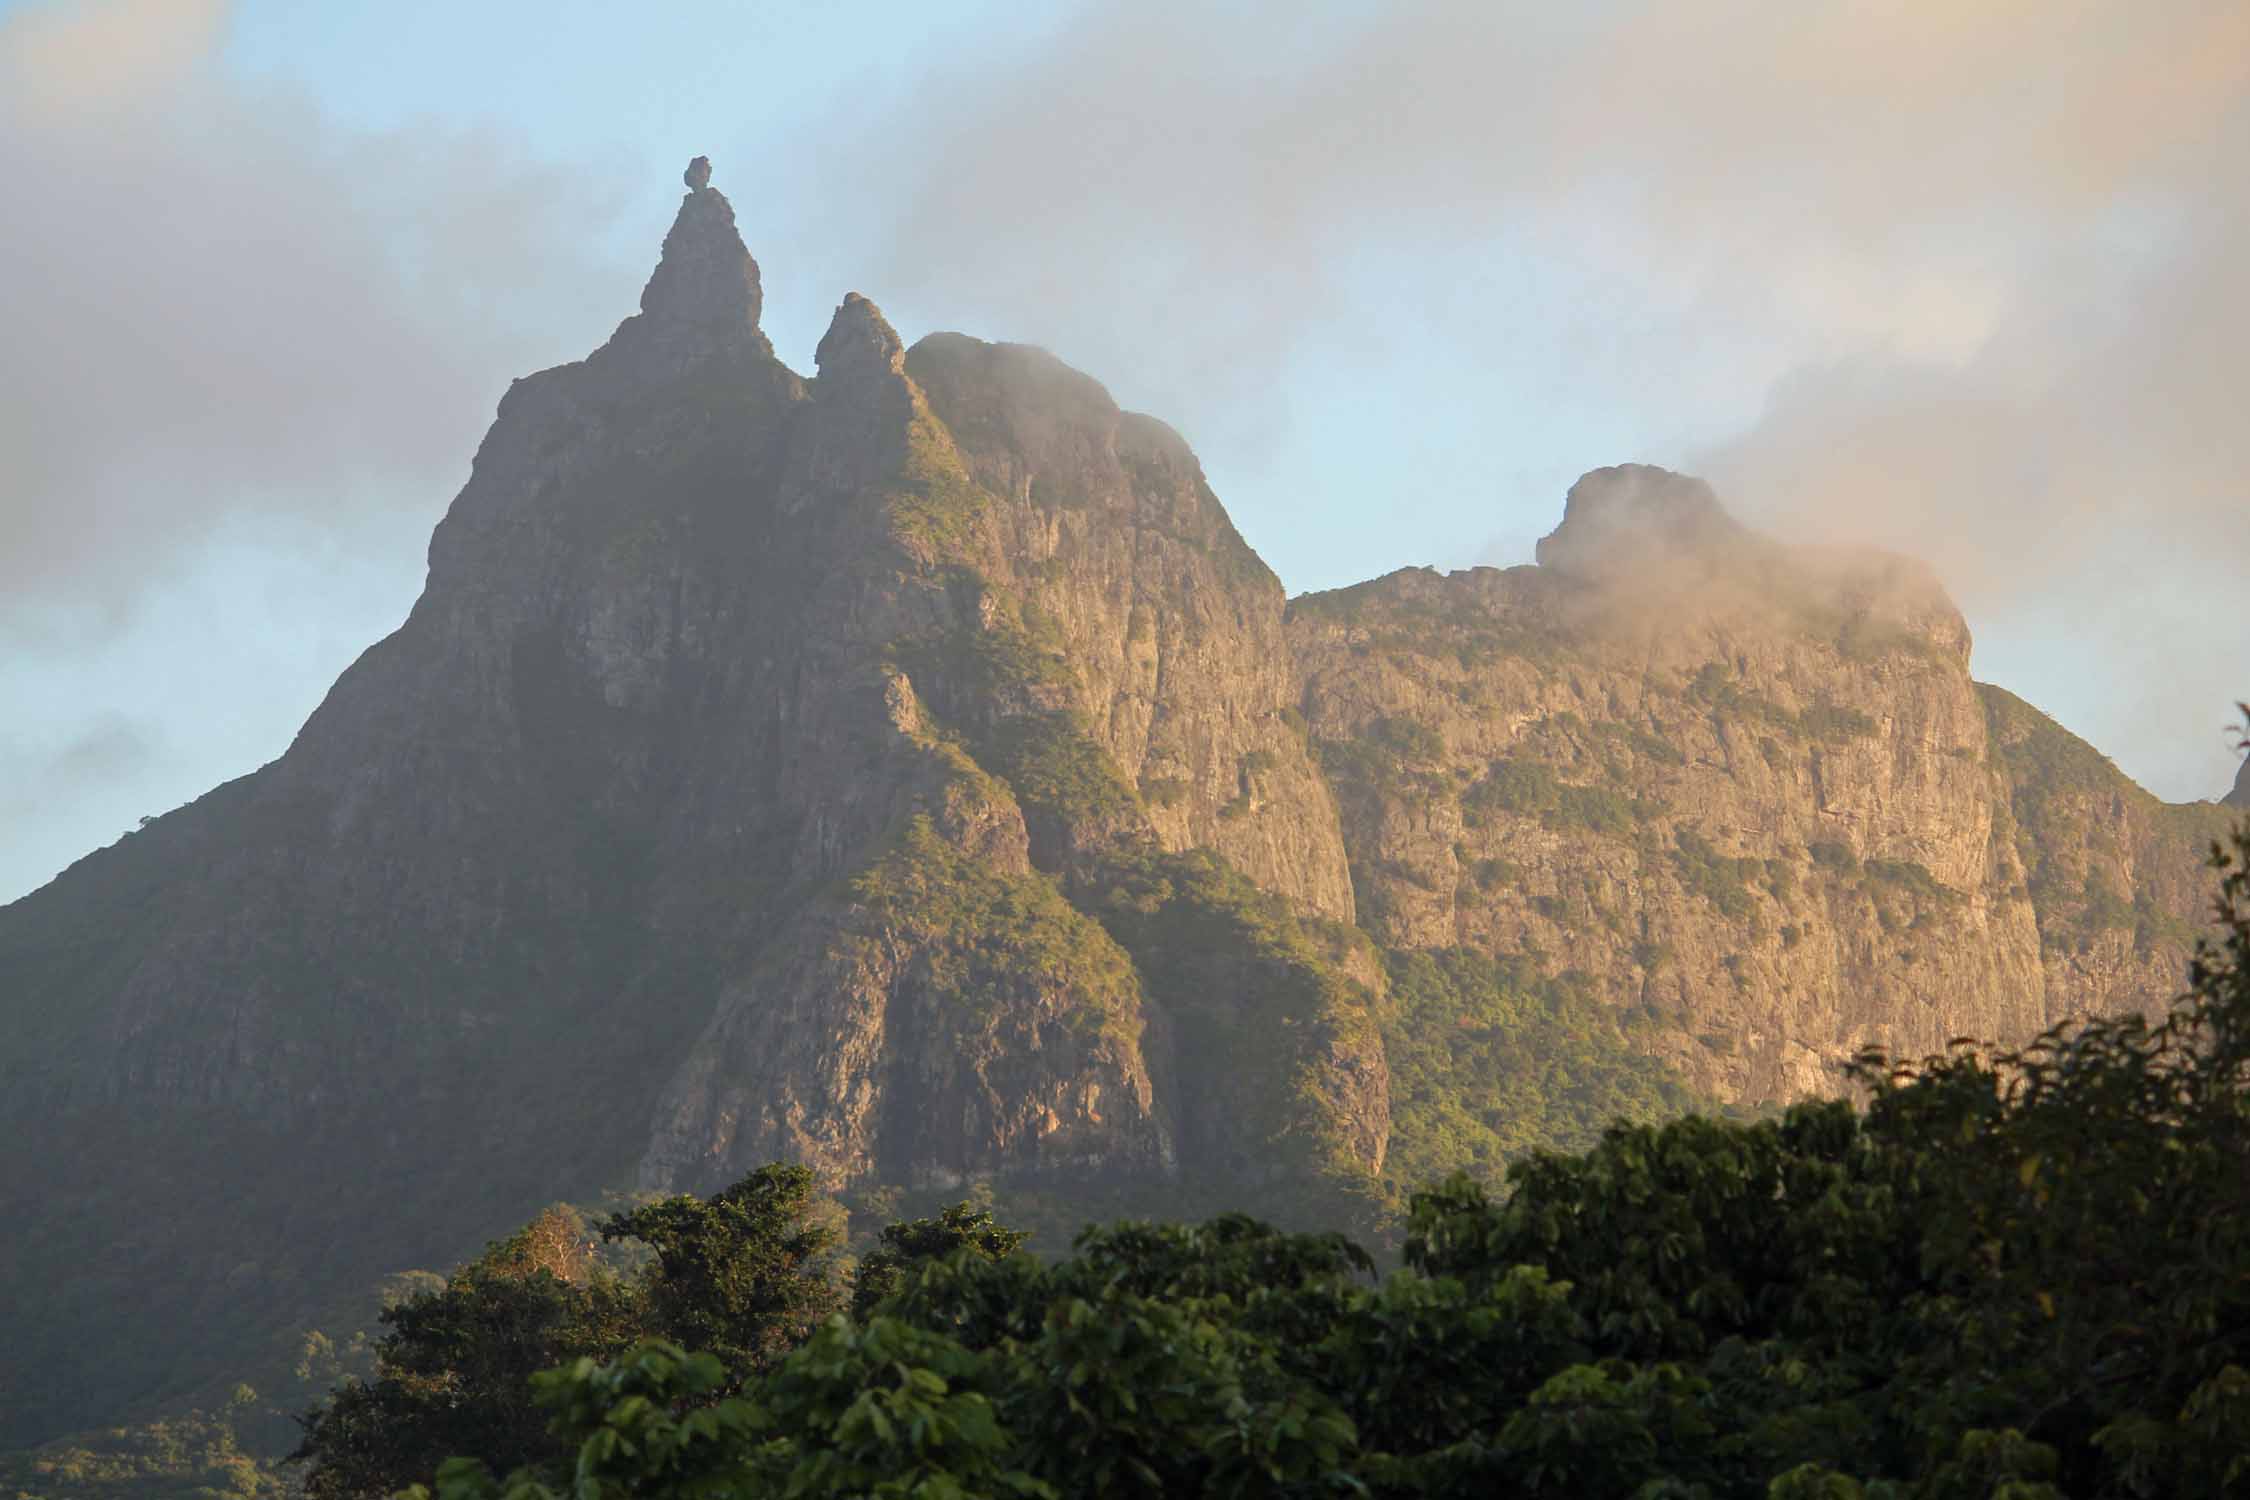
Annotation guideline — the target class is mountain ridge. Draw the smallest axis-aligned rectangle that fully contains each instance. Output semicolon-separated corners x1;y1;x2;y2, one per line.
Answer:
0;164;2232;1448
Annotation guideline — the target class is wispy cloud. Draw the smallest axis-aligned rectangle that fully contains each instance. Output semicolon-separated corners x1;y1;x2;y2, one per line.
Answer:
0;0;630;618
795;0;2249;798
0;0;638;900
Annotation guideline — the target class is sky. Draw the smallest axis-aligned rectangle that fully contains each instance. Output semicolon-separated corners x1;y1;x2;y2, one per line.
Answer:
2;0;2246;904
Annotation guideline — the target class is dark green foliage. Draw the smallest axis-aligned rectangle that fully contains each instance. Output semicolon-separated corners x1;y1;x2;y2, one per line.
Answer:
1796;700;1878;741
883;409;994;558
1373;715;1444;763
295;1211;647;1500
1809;839;1860;873
1461;758;1646;837
2134;881;2202;952
891;609;1077;707
295;1176;841;1500
1379;948;1708;1187
1314;716;1452;804
0;1402;287;1500
1466;856;1519;890
851;815;1143;1046
1073;847;1388;1228
2080;869;2136;930
1863;858;1959;907
1316;733;1439;802
972;709;1149;858
1672;827;1763;921
599;1166;843;1381
1593;719;1688;767
850;1202;1029;1320
417;821;2250;1500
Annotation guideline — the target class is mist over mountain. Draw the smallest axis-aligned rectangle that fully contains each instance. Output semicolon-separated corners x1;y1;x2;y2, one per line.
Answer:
0;162;2233;1453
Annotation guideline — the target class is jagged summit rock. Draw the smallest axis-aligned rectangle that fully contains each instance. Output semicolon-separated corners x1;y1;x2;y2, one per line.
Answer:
816;292;906;379
1534;463;1755;580
684;154;712;190
618;162;767;373
2226;753;2250;808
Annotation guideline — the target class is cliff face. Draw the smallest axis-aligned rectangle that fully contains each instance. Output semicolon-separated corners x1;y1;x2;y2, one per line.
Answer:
1288;466;2228;1104
0;172;2230;1446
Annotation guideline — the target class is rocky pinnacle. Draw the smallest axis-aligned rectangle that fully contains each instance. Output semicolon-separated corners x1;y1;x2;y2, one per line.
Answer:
635;158;763;336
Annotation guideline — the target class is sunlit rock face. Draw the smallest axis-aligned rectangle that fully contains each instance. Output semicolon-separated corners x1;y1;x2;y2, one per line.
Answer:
0;160;2227;1447
1291;466;2224;1105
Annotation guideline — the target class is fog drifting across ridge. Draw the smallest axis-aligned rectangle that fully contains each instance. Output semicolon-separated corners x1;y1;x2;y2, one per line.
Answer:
791;0;2250;803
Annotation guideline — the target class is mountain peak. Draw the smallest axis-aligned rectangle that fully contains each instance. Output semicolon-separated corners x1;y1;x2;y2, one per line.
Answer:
636;160;762;333
2226;752;2250;808
1534;464;1751;580
815;292;905;380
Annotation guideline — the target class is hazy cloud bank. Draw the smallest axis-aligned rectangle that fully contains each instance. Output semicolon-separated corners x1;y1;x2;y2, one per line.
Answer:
796;0;2249;798
0;0;642;899
0;0;630;615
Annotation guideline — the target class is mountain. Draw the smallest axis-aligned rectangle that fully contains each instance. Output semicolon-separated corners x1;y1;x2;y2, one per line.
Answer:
2228;753;2250;808
1291;465;2231;1103
0;165;2231;1448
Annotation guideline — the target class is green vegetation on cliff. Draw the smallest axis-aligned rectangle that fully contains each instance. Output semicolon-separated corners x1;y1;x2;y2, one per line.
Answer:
1076;847;1387;1219
1463;758;1654;839
882;406;993;560
851;816;1144;1048
1377;948;1707;1188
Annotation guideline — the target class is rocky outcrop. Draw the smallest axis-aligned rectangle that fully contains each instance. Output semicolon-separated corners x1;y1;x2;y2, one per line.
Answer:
897;332;1355;920
2226;754;2250;809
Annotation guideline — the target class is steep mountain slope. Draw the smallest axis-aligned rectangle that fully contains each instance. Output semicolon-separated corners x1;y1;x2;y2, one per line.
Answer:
1289;465;2230;1104
0;172;1376;1446
0;167;2231;1447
